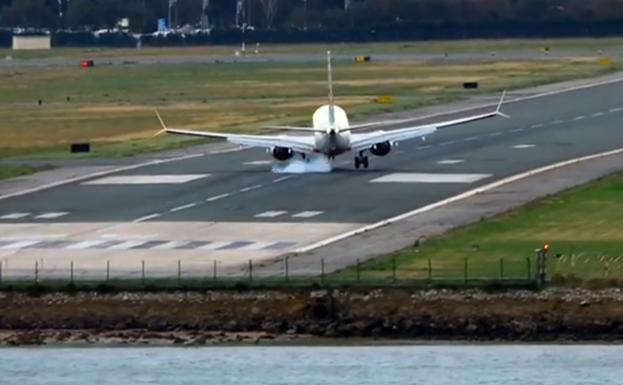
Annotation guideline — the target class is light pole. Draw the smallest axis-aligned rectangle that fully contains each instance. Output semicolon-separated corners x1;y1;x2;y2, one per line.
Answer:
303;0;307;30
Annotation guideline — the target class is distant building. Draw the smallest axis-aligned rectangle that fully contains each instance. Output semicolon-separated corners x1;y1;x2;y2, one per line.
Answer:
12;35;51;50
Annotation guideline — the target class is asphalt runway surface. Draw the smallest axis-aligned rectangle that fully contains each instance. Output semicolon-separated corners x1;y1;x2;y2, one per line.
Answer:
0;49;614;68
2;78;623;279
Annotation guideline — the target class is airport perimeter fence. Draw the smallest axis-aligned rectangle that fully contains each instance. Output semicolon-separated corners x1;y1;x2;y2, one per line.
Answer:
0;255;555;291
1;253;618;291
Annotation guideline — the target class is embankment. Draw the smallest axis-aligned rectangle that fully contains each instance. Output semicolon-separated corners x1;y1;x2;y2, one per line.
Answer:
1;288;623;345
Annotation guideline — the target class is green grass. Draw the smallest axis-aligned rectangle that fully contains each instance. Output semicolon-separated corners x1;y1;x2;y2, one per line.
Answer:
1;55;615;160
0;164;54;180
336;171;623;285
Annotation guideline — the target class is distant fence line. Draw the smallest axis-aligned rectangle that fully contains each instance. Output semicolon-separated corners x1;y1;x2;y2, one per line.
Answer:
4;22;623;48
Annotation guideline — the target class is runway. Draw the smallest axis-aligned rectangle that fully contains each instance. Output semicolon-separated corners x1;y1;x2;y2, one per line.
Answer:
2;77;623;279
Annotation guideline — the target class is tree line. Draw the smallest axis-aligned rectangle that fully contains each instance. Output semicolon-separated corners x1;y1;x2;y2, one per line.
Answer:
2;0;623;33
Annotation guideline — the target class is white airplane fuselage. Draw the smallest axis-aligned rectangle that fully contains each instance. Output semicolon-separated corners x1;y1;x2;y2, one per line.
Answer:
311;104;352;157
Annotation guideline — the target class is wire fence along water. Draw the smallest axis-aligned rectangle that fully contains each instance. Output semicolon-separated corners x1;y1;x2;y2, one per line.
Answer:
0;254;618;289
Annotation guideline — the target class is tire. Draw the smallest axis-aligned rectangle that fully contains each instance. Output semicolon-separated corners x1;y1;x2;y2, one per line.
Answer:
362;156;369;169
354;157;361;169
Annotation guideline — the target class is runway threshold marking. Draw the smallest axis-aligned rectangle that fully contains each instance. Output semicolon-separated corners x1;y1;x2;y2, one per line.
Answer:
370;173;491;184
0;213;30;219
82;174;210;185
292;211;324;218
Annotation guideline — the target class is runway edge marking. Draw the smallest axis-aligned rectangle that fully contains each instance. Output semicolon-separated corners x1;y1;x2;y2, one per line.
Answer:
293;147;623;254
3;73;623;201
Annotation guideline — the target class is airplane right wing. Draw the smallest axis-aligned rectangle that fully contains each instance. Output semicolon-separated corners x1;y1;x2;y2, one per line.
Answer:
155;112;317;154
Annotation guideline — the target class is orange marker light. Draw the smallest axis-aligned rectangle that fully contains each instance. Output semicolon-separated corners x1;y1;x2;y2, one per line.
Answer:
543;244;550;252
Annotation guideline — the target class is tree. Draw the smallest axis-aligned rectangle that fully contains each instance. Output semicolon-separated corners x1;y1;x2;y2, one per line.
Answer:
1;0;57;28
259;0;280;28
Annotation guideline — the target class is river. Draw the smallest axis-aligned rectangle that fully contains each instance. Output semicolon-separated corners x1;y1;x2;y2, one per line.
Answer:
0;345;619;385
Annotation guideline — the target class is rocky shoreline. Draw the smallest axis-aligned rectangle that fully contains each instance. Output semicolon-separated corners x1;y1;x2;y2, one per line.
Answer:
2;288;623;346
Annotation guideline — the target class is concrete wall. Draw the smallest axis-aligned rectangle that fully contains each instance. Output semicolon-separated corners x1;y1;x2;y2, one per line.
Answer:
12;36;51;50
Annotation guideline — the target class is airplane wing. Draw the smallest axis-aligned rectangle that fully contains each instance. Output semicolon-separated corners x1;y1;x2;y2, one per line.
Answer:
350;92;509;153
155;112;317;154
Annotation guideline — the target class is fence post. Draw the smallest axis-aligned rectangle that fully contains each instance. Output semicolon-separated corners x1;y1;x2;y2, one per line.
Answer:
392;257;397;285
35;260;39;283
0;260;2;285
141;260;145;286
427;258;432;284
177;260;181;284
526;257;531;281
463;258;468;286
284;256;289;283
249;259;253;283
499;258;504;280
213;260;217;281
106;260;110;282
356;259;361;284
70;260;74;284
320;259;325;286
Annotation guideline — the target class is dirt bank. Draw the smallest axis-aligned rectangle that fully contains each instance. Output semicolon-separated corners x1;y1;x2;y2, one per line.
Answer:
1;288;623;346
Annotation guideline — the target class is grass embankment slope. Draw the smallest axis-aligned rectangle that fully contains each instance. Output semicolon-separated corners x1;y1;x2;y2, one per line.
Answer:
349;171;623;284
0;54;616;159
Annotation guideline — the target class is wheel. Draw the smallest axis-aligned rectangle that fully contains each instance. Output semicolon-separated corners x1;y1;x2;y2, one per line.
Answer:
362;156;369;169
354;157;361;169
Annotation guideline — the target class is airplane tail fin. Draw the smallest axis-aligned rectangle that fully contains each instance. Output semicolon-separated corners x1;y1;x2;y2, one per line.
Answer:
327;50;335;127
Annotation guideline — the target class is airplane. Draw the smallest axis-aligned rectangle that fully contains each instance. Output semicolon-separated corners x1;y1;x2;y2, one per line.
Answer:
155;51;509;170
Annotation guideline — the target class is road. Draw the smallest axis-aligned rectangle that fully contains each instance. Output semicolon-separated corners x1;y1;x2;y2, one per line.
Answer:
1;77;623;280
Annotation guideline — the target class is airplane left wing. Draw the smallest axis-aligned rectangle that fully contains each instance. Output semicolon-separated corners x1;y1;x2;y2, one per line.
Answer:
155;112;317;154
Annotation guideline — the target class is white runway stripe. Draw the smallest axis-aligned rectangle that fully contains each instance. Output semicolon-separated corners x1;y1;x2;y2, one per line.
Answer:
107;241;148;250
255;210;288;218
65;240;108;250
1;213;30;219
35;212;69;219
370;173;491;184
292;211;324;218
151;241;183;250
83;174;210;185
437;159;464;165
513;144;536;149
237;242;279;251
199;241;233;250
0;240;41;250
244;160;272;165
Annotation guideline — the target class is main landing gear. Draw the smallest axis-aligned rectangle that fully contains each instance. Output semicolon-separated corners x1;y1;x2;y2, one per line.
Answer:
354;153;369;169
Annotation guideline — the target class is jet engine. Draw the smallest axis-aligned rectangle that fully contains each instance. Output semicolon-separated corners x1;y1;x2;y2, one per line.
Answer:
272;146;295;161
370;141;392;156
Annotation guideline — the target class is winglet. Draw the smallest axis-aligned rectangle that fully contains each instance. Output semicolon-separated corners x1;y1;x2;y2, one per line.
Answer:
496;91;510;119
153;110;168;137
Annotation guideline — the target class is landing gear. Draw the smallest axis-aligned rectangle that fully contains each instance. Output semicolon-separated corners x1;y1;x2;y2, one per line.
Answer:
354;155;369;169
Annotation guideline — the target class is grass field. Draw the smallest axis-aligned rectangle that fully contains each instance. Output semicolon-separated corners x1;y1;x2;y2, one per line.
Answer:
0;54;616;159
0;164;53;180
338;171;623;285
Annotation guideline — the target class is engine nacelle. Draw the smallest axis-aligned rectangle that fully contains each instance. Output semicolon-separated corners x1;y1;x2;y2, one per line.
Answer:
272;146;294;161
370;141;392;157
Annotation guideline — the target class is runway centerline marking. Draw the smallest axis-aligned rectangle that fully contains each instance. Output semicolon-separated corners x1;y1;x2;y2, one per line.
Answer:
83;174;210;185
273;176;295;183
133;213;161;223
416;145;433;150
240;184;262;193
592;112;605;117
550;120;565;125
255;210;288;218
437;159;465;165
572;115;586;121
513;144;536;149
464;136;479;141
170;203;198;212
510;128;524;133
610;107;623;113
531;123;544;129
244;160;273;166
35;212;69;219
206;193;230;202
488;132;503;137
370;173;491;184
